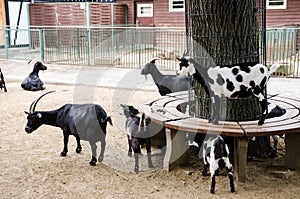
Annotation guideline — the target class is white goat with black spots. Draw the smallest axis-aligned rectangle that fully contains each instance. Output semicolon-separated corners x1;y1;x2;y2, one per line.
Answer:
202;135;235;194
177;56;281;125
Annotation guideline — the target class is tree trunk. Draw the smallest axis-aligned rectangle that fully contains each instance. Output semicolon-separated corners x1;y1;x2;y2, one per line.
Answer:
187;0;272;158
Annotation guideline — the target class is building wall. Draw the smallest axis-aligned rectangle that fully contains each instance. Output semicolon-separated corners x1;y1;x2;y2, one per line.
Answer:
266;0;300;48
153;0;184;27
29;3;126;26
266;0;300;27
116;0;185;27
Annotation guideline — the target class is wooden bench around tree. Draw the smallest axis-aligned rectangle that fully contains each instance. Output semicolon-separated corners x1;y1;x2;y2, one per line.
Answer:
139;91;300;182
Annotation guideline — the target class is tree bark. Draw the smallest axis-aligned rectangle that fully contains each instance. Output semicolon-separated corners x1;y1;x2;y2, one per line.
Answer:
188;0;272;158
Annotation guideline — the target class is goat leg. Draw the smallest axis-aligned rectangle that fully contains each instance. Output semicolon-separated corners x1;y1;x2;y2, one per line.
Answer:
258;98;268;125
89;141;97;166
146;138;153;168
134;153;139;174
202;163;209;176
61;133;69;156
127;136;132;157
73;134;82;153
229;172;235;193
98;139;106;162
210;172;216;194
209;96;220;124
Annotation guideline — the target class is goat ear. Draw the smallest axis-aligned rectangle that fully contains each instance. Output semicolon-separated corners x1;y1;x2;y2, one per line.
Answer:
36;113;42;119
24;111;29;115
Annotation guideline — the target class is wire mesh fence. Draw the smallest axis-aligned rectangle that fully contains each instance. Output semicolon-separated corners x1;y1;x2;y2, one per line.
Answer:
0;26;299;77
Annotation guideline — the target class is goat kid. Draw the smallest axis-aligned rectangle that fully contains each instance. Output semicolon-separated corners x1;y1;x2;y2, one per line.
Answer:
24;91;112;166
21;59;47;91
0;68;7;92
120;104;153;173
202;135;235;194
177;56;281;125
141;58;192;96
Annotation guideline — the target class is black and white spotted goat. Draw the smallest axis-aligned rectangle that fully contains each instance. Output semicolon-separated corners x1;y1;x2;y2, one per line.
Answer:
202;135;235;194
24;91;112;166
0;68;7;92
177;56;282;125
141;58;192;96
120;104;153;173
21;59;47;91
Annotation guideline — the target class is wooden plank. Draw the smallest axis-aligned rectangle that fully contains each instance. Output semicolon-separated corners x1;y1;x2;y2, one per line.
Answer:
165;118;245;137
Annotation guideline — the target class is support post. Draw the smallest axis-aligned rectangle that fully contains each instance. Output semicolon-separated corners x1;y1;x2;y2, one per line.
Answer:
163;128;190;171
285;133;300;170
234;137;248;182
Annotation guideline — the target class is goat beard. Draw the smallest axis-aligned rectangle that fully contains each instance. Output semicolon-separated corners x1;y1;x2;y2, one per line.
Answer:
144;75;147;81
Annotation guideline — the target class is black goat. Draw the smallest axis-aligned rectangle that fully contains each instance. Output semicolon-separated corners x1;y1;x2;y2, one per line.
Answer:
24;91;112;166
0;68;7;92
120;104;153;173
21;59;47;91
202;135;235;194
177;56;281;125
141;58;192;96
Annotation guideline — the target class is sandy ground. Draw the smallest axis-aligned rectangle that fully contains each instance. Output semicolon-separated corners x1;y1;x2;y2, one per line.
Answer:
1;82;300;199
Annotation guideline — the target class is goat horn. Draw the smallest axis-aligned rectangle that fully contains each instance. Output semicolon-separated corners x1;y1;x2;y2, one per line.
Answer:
30;90;55;113
149;57;159;64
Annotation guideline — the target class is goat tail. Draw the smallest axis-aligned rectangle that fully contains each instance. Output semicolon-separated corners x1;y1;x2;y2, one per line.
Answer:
269;63;282;74
102;116;113;126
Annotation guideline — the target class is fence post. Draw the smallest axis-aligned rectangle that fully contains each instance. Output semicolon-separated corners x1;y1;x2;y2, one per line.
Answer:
4;29;9;59
86;2;91;65
39;29;44;62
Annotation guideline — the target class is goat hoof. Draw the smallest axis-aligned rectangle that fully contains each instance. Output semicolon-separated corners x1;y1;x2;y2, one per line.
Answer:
210;189;215;194
231;188;235;193
128;152;132;157
60;151;67;157
76;147;82;153
134;167;139;174
89;161;96;166
202;172;208;176
89;157;97;166
148;162;153;168
98;156;104;162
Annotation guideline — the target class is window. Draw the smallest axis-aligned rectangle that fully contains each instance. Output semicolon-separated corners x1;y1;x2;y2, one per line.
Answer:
137;4;153;17
266;0;287;9
169;0;185;12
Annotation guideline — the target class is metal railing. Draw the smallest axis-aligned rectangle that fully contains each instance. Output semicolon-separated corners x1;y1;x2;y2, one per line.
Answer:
0;26;299;77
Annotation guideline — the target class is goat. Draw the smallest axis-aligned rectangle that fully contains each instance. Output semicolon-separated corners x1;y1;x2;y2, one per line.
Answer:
267;102;286;157
202;135;235;194
21;59;47;91
0;68;7;92
24;91;113;166
177;56;281;125
141;58;192;96
120;104;153;173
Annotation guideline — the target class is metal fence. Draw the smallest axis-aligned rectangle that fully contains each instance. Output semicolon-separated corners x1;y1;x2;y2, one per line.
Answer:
0;26;299;77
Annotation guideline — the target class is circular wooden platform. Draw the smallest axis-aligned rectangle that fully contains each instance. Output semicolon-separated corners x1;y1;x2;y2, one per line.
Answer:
140;91;300;137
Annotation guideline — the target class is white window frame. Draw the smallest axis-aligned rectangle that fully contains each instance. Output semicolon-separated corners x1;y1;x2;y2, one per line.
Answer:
169;0;185;12
266;0;287;9
137;4;153;17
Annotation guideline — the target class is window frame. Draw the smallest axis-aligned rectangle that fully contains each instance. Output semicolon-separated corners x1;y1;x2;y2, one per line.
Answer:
266;0;287;10
137;4;153;17
169;0;185;12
